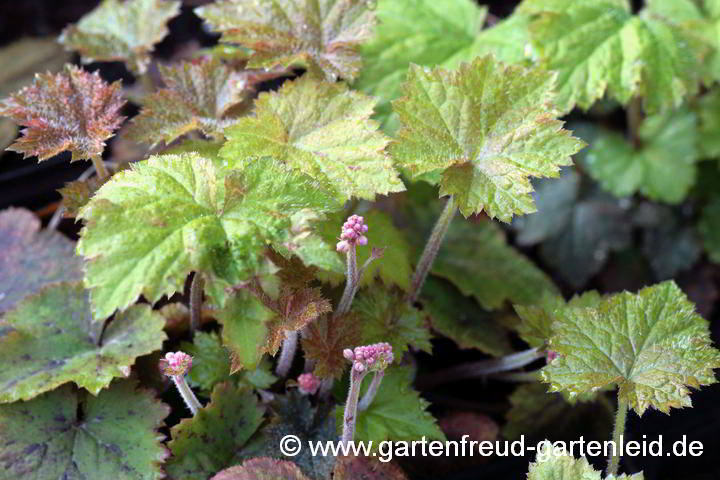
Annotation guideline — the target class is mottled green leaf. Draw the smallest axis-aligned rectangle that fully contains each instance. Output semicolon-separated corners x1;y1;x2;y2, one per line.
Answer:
0;282;166;403
0;380;169;480
542;281;720;414
433;217;558;310
166;383;265;480
527;442;643;480
520;0;702;113
390;56;584;220
0;64;125;162
221;76;403;202
585;109;698;203
126;59;254;147
59;0;180;74
421;276;512;356
182;331;231;393
195;0;375;81
352;285;432;357
695;89;720;159
463;13;533;67
336;367;445;443
0;208;83;314
354;0;487;131
77;153;340;319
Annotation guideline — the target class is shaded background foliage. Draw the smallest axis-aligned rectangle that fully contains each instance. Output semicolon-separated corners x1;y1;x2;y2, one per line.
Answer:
0;0;718;479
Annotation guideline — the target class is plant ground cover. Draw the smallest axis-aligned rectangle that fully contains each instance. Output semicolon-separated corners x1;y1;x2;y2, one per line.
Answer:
1;1;720;479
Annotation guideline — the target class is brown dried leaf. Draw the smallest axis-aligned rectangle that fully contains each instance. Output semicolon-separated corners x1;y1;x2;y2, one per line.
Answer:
301;313;361;379
0;64;125;161
195;0;376;81
265;287;332;354
0;208;83;314
212;457;311;480
265;247;318;289
333;455;408;480
126;58;256;147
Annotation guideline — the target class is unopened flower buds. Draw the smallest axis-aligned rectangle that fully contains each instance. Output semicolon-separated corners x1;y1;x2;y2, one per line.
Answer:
336;214;369;252
160;351;193;376
343;342;394;373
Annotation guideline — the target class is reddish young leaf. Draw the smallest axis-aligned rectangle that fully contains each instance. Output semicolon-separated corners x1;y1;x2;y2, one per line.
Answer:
301;313;362;379
212;457;311;480
0;64;125;161
195;0;376;81
126;58;270;147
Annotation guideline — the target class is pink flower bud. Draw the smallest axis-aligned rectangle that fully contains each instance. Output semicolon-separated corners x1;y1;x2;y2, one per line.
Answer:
160;351;193;376
338;214;369;250
343;348;355;360
297;373;321;395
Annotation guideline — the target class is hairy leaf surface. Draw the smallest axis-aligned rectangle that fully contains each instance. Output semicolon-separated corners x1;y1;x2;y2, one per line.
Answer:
527;442;643;480
221;76;403;202
0;380;169;480
126;59;254;147
0;64;125;161
77;153;339;319
0;282;166;403
542;281;720;414
301;313;362;379
390;56;584;220
59;0;180;73
195;0;375;81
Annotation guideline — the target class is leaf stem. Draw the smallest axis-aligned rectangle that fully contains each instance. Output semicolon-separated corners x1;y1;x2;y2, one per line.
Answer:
358;370;384;411
341;367;367;446
189;273;204;333
172;375;202;416
275;330;298;378
407;196;456;304
91;158;109;179
626;96;643;150
415;347;543;390
606;394;628;477
334;245;358;318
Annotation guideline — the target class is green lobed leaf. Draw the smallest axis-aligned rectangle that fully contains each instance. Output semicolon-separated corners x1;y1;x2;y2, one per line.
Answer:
0;208;83;314
182;331;231;393
0;37;72;98
353;0;487;131
77;153;340;319
0;380;169;480
166;382;266;480
585;108;699;203
421;276;512;356
352;285;433;358
432;216;558;310
542;281;720;414
0;64;125;162
126;58;254;147
694;89;720;159
519;0;703;113
216;291;275;373
462;13;533;67
195;0;375;81
390;55;584;220
527;442;643;480
221;76;404;202
59;0;181;74
335;367;445;443
0;282;166;403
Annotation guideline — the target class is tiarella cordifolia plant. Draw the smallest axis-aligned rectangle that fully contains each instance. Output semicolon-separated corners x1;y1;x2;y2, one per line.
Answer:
0;0;719;479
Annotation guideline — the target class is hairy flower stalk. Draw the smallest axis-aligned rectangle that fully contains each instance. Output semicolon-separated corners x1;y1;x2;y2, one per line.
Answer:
297;372;321;395
606;394;629;476
160;351;201;416
407;196;456;304
340;343;393;446
275;330;298;378
188;273;204;333
334;215;370;318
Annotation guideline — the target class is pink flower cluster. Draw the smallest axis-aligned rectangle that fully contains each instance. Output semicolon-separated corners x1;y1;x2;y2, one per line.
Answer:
343;342;394;373
297;372;321;395
160;351;193;376
336;214;368;253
